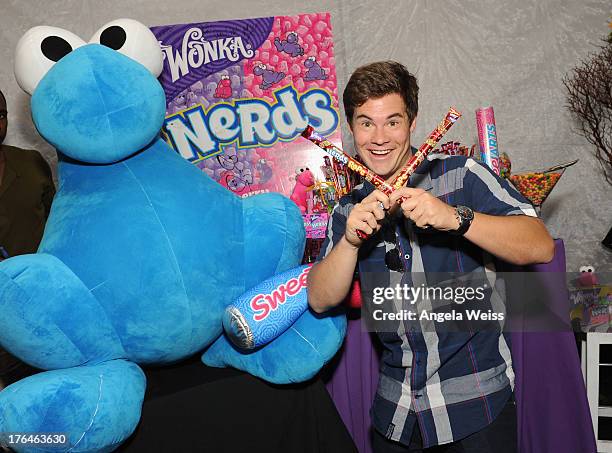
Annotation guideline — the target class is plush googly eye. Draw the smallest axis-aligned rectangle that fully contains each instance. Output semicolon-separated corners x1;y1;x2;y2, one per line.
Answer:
580;265;595;273
14;26;85;95
89;19;162;77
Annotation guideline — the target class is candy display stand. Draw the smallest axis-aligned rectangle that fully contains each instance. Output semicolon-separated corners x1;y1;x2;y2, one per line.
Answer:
509;159;578;212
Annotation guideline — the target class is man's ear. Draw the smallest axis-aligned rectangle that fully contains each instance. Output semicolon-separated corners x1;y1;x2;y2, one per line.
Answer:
410;116;417;133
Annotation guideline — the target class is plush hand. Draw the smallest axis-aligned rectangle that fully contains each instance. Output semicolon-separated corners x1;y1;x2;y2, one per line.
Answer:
204;307;346;384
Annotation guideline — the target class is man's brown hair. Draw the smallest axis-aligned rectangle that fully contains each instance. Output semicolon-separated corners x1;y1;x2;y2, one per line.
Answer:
343;61;418;124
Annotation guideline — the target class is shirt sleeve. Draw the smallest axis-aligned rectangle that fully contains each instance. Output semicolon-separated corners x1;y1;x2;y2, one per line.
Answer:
464;158;537;217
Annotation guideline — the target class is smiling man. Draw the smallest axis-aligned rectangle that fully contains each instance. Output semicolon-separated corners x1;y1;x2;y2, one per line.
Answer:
308;61;555;452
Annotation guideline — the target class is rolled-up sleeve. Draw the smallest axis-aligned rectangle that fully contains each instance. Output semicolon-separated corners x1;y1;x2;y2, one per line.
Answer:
464;159;537;217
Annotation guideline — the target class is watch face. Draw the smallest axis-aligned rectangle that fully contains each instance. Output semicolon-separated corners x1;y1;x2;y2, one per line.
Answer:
457;205;474;221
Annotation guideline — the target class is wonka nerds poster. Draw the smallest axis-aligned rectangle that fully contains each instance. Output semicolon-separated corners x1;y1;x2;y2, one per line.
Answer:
151;13;343;240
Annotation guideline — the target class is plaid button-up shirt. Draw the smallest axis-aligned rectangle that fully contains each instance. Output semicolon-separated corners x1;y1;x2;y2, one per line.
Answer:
318;153;536;448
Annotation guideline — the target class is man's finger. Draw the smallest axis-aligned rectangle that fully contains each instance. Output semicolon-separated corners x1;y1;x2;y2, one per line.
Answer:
365;190;390;210
390;187;424;204
360;201;387;220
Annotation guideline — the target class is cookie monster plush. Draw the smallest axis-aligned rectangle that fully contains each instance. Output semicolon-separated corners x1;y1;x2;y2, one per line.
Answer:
0;19;345;452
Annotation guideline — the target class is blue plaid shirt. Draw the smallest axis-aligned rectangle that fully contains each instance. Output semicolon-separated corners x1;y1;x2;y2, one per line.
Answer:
318;154;536;447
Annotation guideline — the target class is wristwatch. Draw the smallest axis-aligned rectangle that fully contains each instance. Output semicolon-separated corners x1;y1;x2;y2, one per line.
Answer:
450;205;474;236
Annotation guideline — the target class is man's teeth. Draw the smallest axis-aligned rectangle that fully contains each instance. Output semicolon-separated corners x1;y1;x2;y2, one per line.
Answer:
370;149;392;155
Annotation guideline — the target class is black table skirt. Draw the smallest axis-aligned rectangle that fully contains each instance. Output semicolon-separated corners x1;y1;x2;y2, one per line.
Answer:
117;356;357;453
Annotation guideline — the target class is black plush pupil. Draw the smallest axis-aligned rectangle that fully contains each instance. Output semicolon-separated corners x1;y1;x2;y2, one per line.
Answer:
41;36;72;62
100;26;127;50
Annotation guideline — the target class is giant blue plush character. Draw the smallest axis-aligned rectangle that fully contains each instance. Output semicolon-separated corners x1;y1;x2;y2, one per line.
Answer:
0;19;346;453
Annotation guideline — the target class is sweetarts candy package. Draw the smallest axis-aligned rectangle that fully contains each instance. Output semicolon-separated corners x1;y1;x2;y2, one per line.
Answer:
476;106;501;176
151;13;344;237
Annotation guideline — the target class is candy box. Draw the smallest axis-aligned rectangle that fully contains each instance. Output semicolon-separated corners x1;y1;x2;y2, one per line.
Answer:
151;13;342;229
584;304;611;327
569;287;601;307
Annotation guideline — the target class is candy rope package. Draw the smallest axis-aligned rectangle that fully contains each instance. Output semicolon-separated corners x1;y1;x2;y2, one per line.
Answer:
302;107;462;194
151;13;343;232
301;125;394;194
476;106;500;175
392;107;462;189
302;107;462;239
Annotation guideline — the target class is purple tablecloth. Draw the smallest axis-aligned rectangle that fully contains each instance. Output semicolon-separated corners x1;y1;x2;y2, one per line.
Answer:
324;239;596;453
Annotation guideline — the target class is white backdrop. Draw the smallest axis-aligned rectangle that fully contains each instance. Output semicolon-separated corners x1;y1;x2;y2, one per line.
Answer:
1;0;610;272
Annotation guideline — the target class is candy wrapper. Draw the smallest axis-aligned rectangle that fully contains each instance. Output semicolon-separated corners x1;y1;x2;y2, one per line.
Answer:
476;106;501;175
304;213;329;239
223;264;311;349
152;13;344;236
301;126;394;194
438;141;475;157
302;108;462;239
303;107;462;194
392;107;462;189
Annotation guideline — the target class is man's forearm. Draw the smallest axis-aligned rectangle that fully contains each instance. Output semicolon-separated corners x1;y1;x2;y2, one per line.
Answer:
308;236;360;313
464;213;555;265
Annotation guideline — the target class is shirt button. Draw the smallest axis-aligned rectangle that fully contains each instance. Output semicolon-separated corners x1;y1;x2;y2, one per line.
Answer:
404;253;411;260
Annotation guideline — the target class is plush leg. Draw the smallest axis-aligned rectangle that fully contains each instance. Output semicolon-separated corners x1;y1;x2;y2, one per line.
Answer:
0;360;145;453
0;253;125;370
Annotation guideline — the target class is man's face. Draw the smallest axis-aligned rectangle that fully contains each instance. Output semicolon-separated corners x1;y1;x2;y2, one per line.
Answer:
0;95;6;145
349;93;416;181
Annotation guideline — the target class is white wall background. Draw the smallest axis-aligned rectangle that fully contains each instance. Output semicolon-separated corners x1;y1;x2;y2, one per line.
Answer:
1;0;610;272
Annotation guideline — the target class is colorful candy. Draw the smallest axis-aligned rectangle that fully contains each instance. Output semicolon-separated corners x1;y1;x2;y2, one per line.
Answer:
509;172;562;207
499;152;512;178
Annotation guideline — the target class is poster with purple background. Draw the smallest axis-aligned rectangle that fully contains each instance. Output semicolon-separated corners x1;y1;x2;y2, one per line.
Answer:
151;13;344;237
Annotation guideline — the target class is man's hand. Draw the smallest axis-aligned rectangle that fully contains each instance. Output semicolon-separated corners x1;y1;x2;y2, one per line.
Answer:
389;187;458;231
344;190;390;246
308;190;390;313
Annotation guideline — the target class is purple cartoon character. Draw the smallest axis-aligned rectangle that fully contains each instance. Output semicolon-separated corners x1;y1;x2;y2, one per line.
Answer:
304;56;327;81
274;32;304;57
186;82;204;107
168;92;188;114
217;152;253;193
253;64;285;90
